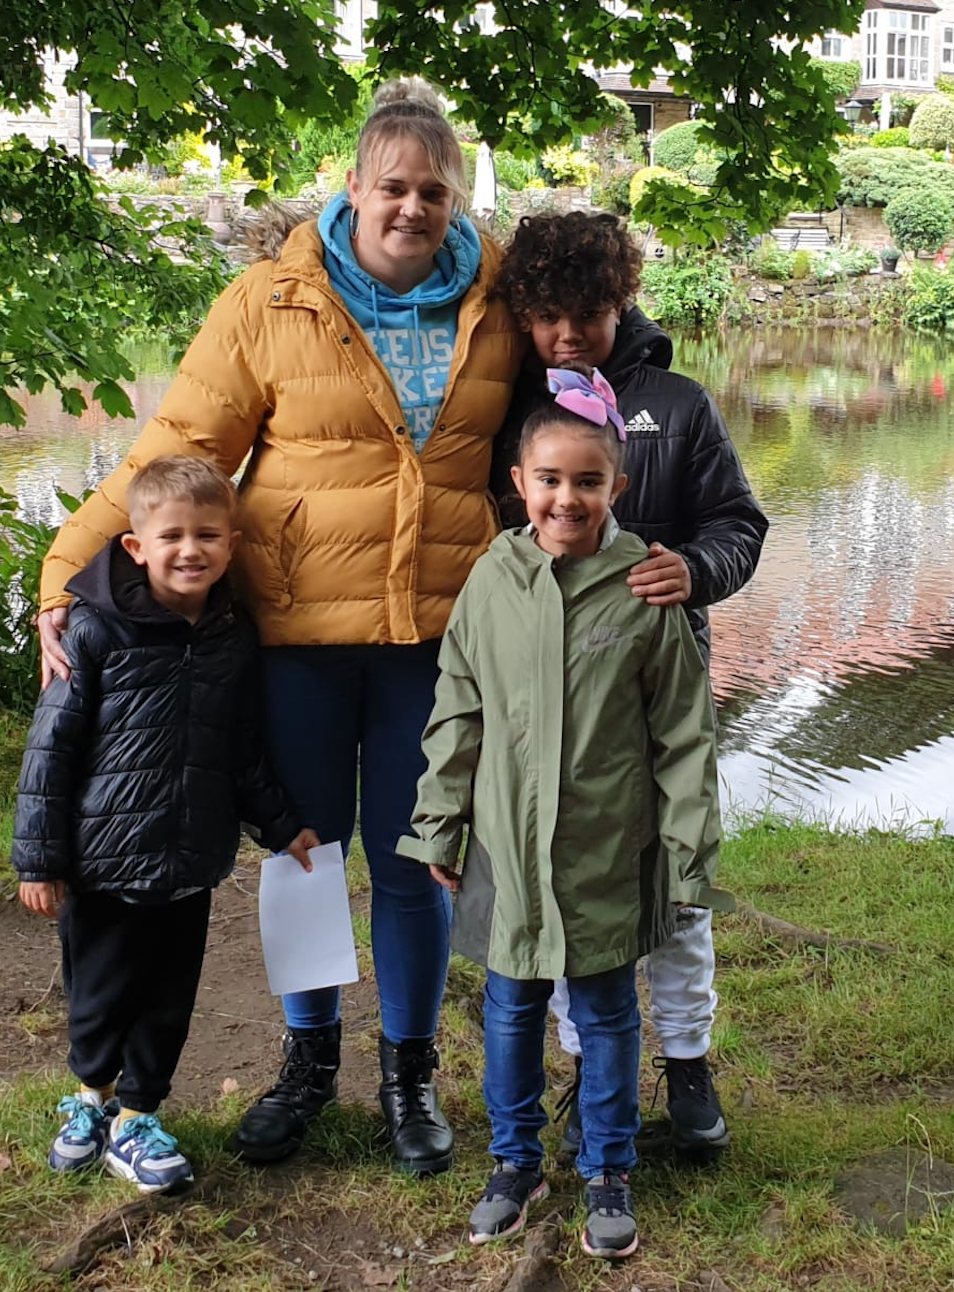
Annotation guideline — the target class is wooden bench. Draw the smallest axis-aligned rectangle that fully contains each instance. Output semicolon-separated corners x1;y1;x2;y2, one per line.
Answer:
770;227;832;251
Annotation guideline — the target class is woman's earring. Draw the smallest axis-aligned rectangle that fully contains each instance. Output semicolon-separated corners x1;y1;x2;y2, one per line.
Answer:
349;206;359;239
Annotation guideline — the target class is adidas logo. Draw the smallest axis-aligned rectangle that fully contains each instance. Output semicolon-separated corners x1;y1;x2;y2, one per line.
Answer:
624;409;662;435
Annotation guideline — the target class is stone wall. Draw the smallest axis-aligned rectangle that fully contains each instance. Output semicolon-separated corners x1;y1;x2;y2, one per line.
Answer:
738;270;902;326
652;100;692;134
0;52;82;152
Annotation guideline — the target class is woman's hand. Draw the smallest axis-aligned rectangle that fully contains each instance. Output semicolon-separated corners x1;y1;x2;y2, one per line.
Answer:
429;863;461;892
285;828;320;872
626;542;691;606
38;606;71;688
20;881;65;918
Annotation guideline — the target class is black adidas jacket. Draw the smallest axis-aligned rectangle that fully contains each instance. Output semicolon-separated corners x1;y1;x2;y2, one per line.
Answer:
490;306;768;663
12;537;300;894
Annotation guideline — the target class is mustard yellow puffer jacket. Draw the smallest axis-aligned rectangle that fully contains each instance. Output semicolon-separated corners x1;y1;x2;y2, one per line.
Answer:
40;221;524;645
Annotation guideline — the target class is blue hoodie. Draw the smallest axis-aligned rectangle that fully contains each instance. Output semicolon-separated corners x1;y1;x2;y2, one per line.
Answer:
319;192;483;453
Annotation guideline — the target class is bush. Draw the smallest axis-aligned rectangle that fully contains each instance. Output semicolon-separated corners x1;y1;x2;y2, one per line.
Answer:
0;490;82;713
909;95;954;151
836;146;954;207
652;121;704;174
808;58;862;101
593;163;638;216
791;250;812;280
885;185;954;253
811;245;879;279
493;150;538;192
639;254;733;326
751;242;795;280
540;145;598;187
870;127;911;149
629;165;686;210
903;262;954;329
292;66;374;183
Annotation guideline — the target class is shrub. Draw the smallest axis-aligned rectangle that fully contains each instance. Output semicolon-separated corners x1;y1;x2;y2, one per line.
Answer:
791;250;812;280
629;165;686;210
292;65;374;183
902;262;954;329
540;145;598;187
808;57;862;101
885;185;954;254
652;121;705;174
811;245;879;279
494;150;538;192
593;163;637;216
751;242;795;280
639;254;733;326
909;95;954;151
0;490;83;713
870;127;911;149
836;146;954;207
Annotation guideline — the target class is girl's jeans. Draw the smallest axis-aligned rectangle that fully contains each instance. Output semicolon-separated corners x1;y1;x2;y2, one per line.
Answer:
262;643;451;1042
483;964;640;1181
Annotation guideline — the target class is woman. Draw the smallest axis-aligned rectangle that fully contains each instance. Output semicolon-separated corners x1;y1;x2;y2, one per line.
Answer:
38;78;524;1176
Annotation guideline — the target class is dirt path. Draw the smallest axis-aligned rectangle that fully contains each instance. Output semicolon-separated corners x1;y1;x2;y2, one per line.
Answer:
0;856;382;1111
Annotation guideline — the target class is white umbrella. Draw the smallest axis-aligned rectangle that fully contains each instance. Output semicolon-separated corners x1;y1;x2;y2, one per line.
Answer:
472;141;497;222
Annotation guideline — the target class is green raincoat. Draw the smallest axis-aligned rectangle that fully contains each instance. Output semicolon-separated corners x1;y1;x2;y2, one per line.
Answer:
397;522;731;981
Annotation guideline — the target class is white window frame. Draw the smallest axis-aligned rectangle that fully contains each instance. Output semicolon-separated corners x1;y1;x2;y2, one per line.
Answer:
820;31;846;59
866;8;933;85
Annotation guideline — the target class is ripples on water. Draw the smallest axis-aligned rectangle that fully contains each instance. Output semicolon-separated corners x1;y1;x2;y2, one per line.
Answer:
2;329;953;832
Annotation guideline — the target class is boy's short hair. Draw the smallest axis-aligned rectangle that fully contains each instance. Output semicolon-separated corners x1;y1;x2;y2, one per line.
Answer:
126;456;238;528
496;211;643;325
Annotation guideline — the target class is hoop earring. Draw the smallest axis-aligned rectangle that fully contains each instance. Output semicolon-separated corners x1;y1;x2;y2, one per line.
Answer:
349;206;359;239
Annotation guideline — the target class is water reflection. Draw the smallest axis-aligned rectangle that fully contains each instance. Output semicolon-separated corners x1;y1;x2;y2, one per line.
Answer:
1;329;953;831
674;328;954;832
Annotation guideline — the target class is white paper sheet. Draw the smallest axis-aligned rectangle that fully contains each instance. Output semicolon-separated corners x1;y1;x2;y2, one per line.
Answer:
258;842;359;996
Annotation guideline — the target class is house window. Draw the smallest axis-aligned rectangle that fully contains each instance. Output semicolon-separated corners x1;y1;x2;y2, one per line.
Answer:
866;10;878;81
473;3;495;34
821;32;846;59
944;25;954;66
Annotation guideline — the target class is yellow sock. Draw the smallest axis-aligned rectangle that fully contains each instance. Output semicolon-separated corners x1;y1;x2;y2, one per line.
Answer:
80;1081;116;1102
115;1106;148;1128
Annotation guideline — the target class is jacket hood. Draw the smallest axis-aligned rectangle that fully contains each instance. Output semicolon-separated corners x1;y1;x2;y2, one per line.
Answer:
318;191;482;321
604;305;673;381
65;536;232;626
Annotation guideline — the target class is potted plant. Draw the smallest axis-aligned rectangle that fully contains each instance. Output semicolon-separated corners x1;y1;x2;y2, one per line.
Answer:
880;245;901;273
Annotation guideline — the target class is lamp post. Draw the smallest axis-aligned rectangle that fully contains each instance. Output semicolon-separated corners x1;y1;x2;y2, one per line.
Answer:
841;99;863;125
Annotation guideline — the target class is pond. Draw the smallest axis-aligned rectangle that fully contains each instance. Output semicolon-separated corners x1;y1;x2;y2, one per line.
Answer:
2;329;953;833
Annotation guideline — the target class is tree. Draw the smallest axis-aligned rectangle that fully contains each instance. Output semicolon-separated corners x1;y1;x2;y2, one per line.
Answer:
884;186;954;255
2;0;867;426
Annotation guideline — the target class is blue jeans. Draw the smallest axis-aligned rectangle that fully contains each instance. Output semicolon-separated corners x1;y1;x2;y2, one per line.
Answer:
483;965;640;1181
262;643;451;1042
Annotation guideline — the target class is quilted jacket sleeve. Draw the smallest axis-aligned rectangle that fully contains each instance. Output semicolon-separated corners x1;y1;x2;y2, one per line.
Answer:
640;605;733;911
396;594;484;869
675;389;769;612
11;609;106;882
40;272;270;611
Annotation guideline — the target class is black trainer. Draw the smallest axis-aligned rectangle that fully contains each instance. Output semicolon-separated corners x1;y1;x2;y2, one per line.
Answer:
378;1036;454;1176
656;1054;730;1150
233;1023;340;1163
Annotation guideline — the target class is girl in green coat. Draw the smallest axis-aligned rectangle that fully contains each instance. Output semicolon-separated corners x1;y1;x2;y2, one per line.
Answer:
398;369;728;1260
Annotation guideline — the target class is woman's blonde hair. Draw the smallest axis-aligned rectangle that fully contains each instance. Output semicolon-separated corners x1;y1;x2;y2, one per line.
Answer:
354;77;468;216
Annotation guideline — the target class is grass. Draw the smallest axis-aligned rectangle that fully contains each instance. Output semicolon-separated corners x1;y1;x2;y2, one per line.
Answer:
1;705;954;1287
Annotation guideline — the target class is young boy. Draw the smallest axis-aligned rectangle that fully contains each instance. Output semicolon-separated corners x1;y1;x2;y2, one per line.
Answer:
13;456;316;1192
492;211;769;1153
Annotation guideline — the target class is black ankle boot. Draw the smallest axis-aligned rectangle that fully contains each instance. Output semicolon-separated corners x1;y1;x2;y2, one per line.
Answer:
234;1023;340;1163
378;1035;454;1176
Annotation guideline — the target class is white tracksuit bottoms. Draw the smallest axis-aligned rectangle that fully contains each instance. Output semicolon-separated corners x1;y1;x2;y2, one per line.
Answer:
551;907;717;1060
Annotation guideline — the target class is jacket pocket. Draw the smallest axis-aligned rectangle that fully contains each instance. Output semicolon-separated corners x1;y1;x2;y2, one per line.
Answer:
277;498;306;594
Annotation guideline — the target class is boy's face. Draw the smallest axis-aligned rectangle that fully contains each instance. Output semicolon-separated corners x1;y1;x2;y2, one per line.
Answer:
526;307;620;370
120;499;238;622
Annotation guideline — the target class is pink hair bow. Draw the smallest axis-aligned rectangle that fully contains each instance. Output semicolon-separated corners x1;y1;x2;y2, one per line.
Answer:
546;367;626;441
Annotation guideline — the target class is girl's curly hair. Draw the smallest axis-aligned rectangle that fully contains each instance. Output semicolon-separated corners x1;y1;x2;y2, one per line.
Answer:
496;211;643;324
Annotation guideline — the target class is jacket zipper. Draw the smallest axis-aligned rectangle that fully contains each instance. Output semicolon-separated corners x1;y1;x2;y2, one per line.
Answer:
172;642;193;871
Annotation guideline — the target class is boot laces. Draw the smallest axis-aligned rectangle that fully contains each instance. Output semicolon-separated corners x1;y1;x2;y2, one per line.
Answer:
266;1038;332;1104
651;1054;713;1110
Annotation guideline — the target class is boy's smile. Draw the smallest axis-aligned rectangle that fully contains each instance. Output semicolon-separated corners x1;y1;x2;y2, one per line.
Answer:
120;499;239;623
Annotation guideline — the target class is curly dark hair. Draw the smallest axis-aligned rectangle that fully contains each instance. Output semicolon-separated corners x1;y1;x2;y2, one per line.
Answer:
496;211;643;324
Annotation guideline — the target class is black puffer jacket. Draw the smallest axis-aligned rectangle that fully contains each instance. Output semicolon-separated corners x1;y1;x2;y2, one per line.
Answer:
12;538;300;894
490;306;768;663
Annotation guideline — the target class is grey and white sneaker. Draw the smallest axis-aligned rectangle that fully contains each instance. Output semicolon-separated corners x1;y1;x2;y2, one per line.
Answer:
582;1172;638;1259
48;1091;114;1173
468;1159;549;1245
104;1113;194;1193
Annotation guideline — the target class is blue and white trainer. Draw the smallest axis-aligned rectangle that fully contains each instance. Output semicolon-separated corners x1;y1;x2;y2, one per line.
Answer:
104;1113;194;1193
48;1091;113;1172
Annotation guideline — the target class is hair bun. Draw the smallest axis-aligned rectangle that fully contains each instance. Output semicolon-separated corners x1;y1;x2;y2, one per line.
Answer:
371;76;445;118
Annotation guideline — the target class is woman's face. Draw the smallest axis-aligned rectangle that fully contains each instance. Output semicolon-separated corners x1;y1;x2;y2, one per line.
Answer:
347;138;455;293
